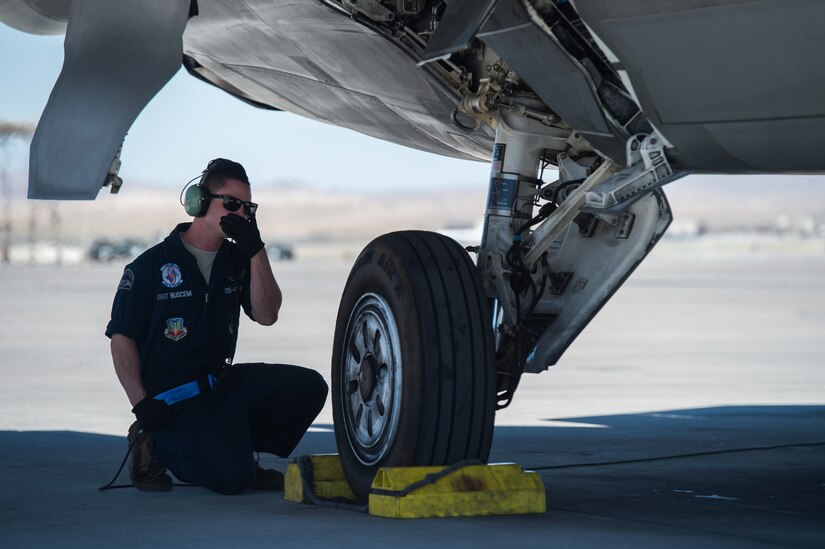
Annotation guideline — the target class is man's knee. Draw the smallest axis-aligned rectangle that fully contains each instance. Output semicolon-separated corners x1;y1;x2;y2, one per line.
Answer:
306;369;328;412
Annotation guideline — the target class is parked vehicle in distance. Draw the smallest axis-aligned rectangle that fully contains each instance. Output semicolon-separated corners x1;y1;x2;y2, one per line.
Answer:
88;238;144;263
267;243;294;261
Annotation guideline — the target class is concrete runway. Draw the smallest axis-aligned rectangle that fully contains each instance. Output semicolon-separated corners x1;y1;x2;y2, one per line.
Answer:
1;245;824;546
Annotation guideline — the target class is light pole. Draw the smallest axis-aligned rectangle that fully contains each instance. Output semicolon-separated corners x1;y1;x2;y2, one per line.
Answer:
0;122;35;264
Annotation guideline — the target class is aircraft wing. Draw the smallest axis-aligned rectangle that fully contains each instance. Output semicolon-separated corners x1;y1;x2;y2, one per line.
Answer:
2;0;825;199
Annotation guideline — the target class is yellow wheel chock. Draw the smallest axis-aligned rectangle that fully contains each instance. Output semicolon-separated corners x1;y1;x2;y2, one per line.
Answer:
285;455;546;519
285;454;357;504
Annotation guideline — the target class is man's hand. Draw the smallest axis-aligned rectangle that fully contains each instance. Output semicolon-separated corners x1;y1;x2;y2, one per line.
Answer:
132;397;171;433
220;214;265;258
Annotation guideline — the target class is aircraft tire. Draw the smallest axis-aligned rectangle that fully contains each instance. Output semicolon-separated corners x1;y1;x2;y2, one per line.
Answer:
332;230;495;501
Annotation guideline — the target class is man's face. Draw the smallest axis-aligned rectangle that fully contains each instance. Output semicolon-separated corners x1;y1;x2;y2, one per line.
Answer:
203;178;253;236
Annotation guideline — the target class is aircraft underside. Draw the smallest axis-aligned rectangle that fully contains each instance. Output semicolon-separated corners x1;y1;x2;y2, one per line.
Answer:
3;0;824;499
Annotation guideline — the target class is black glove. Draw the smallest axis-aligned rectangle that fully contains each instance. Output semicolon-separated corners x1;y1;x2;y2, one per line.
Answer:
132;397;171;433
220;214;265;258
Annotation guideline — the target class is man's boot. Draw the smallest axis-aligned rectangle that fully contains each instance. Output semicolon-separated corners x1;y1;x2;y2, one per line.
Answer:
250;463;284;491
128;421;173;491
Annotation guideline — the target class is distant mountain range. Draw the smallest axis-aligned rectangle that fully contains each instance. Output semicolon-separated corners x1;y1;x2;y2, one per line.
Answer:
2;171;824;245
665;174;825;229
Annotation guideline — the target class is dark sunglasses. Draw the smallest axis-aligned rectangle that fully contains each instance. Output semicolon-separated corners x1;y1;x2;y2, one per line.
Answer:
208;193;258;216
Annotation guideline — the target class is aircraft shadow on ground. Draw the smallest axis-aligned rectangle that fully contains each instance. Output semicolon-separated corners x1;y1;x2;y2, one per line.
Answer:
492;404;825;468
1;405;823;482
1;406;823;547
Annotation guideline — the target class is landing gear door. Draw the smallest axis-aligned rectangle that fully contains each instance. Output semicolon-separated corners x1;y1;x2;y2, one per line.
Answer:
525;188;672;373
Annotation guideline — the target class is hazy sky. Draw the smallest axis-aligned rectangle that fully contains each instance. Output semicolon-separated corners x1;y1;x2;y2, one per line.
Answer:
0;23;491;193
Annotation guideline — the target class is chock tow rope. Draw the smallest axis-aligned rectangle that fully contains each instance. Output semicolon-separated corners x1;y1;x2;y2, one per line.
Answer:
297;455;368;512
369;458;483;497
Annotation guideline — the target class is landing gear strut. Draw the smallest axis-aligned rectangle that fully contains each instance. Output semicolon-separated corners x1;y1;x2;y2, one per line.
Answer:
331;108;680;500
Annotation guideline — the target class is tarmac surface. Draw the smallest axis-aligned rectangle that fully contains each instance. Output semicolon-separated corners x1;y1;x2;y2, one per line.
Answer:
1;245;824;547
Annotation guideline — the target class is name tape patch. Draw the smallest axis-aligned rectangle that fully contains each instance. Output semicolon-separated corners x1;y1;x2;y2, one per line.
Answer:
157;290;193;301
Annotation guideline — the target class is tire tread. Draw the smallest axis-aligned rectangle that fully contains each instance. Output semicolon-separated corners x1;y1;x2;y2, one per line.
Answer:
333;230;495;500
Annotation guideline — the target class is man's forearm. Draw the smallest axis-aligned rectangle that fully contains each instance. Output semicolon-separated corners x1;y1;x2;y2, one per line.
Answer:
249;249;282;325
111;334;147;407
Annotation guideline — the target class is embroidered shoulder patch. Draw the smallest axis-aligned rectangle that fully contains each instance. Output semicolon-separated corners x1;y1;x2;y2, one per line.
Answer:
164;317;188;341
160;263;183;288
117;269;134;291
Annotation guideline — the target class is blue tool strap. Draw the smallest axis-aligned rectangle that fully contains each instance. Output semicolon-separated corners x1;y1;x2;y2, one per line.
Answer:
154;374;217;406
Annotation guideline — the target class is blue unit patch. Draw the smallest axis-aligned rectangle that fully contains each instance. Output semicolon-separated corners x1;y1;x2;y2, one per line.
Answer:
117;268;134;291
160;263;183;288
164;317;188;341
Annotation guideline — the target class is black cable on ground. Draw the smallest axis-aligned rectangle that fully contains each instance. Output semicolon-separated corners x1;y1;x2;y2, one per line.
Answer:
98;482;196;491
98;435;141;491
98;433;196;491
526;441;825;471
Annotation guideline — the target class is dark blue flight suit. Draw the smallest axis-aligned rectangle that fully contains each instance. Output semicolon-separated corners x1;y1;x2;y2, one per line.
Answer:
106;223;327;494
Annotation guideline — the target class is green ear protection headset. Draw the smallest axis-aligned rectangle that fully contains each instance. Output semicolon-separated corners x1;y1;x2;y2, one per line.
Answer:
182;179;210;217
180;158;250;217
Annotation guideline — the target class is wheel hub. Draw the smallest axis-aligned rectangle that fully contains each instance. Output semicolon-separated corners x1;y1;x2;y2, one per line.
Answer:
358;354;377;401
340;293;403;466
